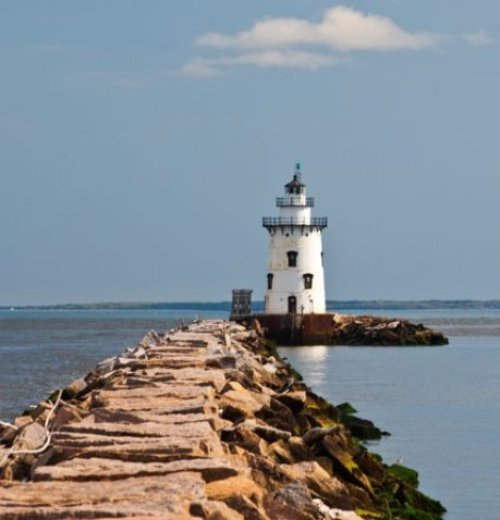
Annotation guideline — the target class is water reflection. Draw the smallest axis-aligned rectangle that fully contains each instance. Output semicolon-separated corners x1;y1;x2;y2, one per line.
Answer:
282;345;329;362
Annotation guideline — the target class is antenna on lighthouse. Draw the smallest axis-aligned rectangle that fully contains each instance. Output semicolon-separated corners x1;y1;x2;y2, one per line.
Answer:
295;162;302;181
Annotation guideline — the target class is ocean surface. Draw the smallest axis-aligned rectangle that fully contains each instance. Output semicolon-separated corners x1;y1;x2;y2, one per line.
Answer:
1;306;499;519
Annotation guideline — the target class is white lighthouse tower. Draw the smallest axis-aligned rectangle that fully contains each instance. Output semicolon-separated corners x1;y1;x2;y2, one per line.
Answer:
263;164;328;314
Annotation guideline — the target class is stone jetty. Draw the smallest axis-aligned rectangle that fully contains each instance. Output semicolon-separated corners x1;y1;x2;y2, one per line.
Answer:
0;321;445;519
251;313;449;346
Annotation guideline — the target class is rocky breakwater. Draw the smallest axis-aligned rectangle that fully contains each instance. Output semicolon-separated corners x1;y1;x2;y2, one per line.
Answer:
254;313;448;346
0;321;445;519
327;314;448;346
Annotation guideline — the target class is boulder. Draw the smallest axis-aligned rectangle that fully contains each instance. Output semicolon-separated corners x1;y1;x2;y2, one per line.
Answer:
12;422;47;452
280;461;356;510
264;482;318;520
275;391;307;413
62;377;88;399
219;388;270;421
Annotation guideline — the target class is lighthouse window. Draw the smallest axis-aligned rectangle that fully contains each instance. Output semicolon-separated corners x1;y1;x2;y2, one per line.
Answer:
303;273;314;289
287;251;298;267
267;273;274;290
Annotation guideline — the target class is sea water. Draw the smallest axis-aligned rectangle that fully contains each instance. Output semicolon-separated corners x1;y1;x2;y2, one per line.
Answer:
1;307;499;518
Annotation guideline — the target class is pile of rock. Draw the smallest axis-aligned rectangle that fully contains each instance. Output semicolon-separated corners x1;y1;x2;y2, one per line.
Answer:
0;321;445;519
328;314;448;346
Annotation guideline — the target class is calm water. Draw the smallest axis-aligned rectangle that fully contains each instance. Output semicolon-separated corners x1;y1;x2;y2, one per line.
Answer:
1;307;499;519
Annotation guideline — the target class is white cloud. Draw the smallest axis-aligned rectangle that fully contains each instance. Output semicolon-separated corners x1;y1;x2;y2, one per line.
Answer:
463;30;496;47
179;50;336;77
197;6;441;52
179;61;222;78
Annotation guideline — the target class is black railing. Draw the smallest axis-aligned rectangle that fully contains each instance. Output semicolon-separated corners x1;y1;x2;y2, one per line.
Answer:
276;197;314;208
262;217;328;229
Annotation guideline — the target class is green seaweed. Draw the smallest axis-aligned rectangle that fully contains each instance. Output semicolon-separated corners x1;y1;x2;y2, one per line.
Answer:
388;464;419;488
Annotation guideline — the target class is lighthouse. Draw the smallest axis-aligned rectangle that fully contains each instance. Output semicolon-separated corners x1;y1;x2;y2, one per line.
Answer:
263;164;328;315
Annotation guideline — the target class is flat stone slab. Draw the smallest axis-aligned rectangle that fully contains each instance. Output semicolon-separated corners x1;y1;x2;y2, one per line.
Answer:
138;368;227;391
121;357;207;370
50;431;224;461
0;472;205;519
147;347;207;356
91;397;213;413
91;408;215;425
96;384;214;401
33;457;238;482
60;418;216;438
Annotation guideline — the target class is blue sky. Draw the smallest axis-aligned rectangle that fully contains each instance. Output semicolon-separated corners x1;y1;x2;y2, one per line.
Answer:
1;1;499;304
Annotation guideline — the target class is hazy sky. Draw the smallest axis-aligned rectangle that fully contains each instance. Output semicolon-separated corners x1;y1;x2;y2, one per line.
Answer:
1;1;499;305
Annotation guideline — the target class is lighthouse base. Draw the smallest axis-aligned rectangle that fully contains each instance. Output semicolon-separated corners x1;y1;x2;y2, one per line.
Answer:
232;313;448;346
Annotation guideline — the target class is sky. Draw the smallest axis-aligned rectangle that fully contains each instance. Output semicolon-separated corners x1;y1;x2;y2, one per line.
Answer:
1;1;499;305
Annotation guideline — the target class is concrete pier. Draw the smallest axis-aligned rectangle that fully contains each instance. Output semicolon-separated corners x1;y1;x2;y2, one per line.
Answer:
0;321;445;520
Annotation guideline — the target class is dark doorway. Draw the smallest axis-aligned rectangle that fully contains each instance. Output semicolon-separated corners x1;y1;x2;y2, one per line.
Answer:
288;295;297;314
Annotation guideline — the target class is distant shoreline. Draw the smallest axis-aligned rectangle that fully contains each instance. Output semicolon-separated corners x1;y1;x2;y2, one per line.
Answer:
2;300;500;311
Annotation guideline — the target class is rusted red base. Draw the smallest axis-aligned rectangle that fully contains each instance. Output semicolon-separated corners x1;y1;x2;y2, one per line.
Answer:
236;313;336;345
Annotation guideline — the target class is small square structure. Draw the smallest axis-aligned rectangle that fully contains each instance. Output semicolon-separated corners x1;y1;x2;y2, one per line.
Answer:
230;289;253;319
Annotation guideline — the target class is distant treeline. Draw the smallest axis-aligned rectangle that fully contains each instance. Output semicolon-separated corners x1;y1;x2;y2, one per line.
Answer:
3;300;500;311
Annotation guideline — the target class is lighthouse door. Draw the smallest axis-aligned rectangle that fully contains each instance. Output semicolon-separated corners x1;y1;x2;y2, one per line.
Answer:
288;296;297;314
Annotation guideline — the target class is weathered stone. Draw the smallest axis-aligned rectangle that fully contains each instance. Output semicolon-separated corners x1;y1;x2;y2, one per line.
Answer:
280;461;355;510
12;416;33;429
220;389;270;420
193;500;245;520
244;421;291;443
94;356;117;373
225;494;269;520
126;357;207;370
355;450;386;484
255;398;297;433
12;422;47;452
147;346;205;357
96;384;214;402
0;473;205;519
262;362;277;374
269;439;295;463
78;438;221;462
91;408;215;426
145;368;227;392
0;423;18;444
206;355;237;369
287;436;312;460
206;475;264;503
51;405;84;430
252;319;265;337
303;425;342;445
62;377;88;398
221;426;270;457
33;456;237;482
60;418;215;438
322;435;375;497
91;397;212;413
275;390;307;413
312;499;364;520
130;346;148;359
264;482;318;520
